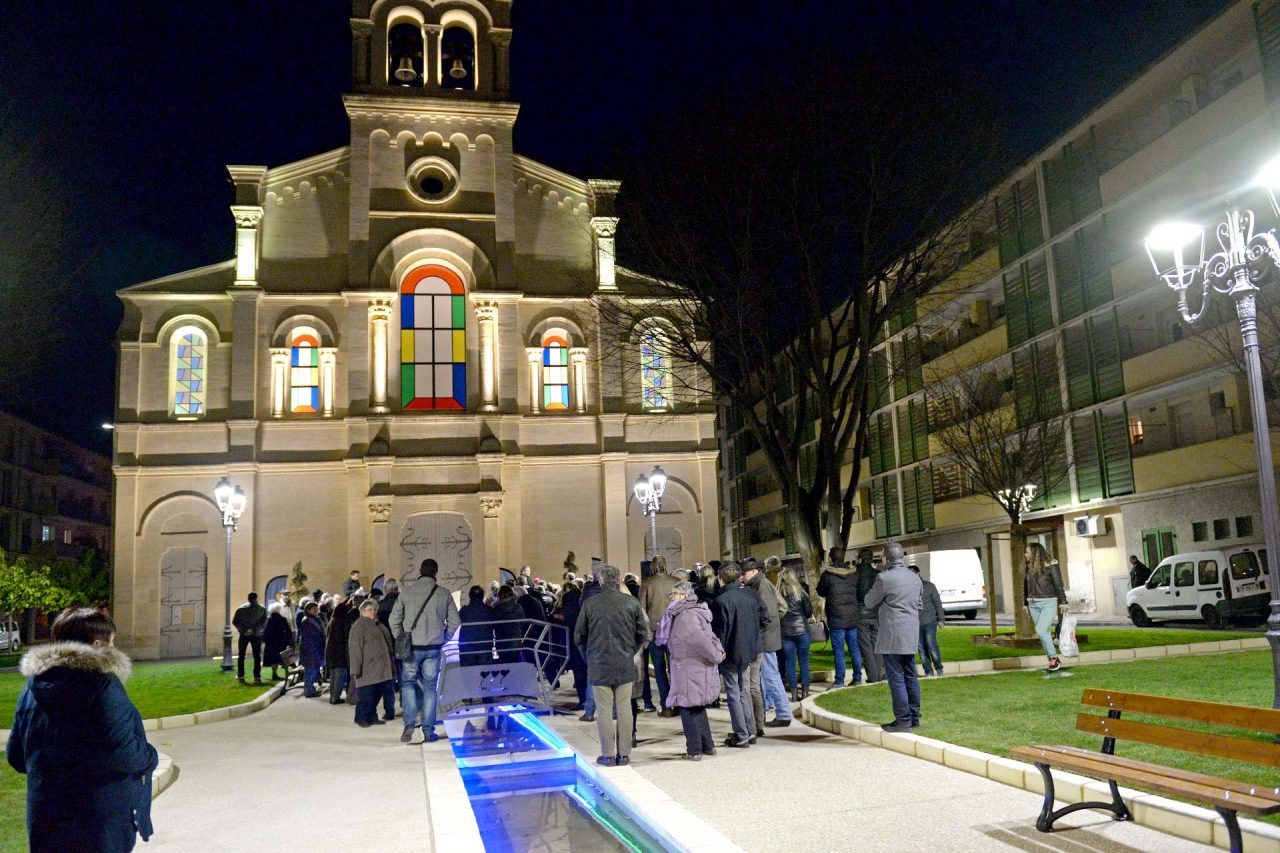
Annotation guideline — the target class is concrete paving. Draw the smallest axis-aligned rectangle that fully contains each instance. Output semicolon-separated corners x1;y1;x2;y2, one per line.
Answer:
543;682;1214;853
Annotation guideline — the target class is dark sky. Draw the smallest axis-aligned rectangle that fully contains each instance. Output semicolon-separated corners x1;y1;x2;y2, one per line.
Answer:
0;0;1234;454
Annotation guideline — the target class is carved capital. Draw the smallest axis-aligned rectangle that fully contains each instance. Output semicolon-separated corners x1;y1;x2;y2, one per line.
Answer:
474;301;499;323
269;347;290;364
368;501;392;524
568;347;589;364
590;216;618;239
369;299;393;323
230;205;263;229
525;346;542;363
489;28;513;45
350;19;373;36
480;496;503;518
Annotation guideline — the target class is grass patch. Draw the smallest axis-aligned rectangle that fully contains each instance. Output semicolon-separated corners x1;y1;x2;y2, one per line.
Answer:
0;764;23;853
809;625;1256;672
0;654;18;669
0;658;272;729
815;650;1279;818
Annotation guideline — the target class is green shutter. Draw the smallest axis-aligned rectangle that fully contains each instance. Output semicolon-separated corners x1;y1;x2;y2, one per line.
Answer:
867;417;883;475
896;405;914;465
1080;220;1113;310
1054;238;1085;322
1012;346;1036;427
885;474;902;537
1034;340;1063;421
1017;179;1044;255
872;478;889;538
1064;134;1102;224
891;341;906;401
1072;414;1104;501
1005;268;1028;347
910;398;929;461
902;467;920;534
870;349;890;409
1044;155;1073;237
1063;323;1094;410
905;333;924;394
918;466;935;530
1256;0;1280;102
995;191;1020;267
1089;310;1125;402
1099;405;1135;497
1026;256;1053;337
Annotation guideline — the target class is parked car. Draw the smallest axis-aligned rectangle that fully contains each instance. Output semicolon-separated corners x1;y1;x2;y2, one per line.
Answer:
1126;544;1269;629
1;618;19;653
907;549;986;620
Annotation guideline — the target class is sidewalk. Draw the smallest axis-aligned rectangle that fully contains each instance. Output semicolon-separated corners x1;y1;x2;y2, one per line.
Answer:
543;682;1214;853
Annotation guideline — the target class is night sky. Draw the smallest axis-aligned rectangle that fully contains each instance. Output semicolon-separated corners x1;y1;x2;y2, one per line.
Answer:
0;0;1233;454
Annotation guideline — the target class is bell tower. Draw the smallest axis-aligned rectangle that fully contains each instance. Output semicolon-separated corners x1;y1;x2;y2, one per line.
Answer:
349;1;513;100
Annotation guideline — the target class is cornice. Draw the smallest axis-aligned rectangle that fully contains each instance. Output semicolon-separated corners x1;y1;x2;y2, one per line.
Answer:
343;94;520;125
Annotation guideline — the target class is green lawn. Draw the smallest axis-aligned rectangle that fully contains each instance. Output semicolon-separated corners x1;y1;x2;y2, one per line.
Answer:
1;764;23;853
815;650;1279;818
809;625;1256;672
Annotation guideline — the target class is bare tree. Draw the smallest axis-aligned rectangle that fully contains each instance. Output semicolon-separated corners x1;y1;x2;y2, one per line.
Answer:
595;58;1001;577
1186;286;1280;420
927;358;1070;640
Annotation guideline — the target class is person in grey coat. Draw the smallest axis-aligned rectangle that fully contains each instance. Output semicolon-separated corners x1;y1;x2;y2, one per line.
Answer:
865;542;923;732
743;559;791;729
390;559;460;744
574;563;650;767
912;566;946;677
349;599;396;727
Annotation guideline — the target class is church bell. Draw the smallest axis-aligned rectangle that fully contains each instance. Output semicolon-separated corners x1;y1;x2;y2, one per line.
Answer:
448;58;467;80
394;55;418;83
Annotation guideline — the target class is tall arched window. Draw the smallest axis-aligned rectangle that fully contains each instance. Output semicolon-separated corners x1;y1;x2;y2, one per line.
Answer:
171;327;207;418
289;326;321;414
387;14;425;86
640;325;671;411
541;330;570;411
401;265;467;410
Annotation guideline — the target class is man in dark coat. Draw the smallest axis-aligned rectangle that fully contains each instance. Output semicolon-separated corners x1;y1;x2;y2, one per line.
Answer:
913;565;946;677
324;598;358;704
232;591;268;685
574;564;649;766
712;562;766;747
7;608;159;853
377;579;400;626
817;547;864;687
298;602;326;697
1129;555;1152;589
561;581;588;710
343;570;363;598
854;550;884;682
458;585;496;666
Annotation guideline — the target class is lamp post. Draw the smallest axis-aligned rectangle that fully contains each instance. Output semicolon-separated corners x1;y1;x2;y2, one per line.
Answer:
632;466;667;561
213;477;247;672
1144;157;1280;708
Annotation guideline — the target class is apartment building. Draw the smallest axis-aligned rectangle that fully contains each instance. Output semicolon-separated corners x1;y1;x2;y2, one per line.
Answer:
721;0;1280;618
0;410;112;563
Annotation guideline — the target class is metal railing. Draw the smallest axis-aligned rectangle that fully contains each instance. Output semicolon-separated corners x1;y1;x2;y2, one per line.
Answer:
438;618;570;719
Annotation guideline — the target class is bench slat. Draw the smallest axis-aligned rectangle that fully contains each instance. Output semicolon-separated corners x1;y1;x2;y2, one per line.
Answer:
1011;745;1280;814
1081;689;1280;735
1042;744;1280;799
1077;712;1280;769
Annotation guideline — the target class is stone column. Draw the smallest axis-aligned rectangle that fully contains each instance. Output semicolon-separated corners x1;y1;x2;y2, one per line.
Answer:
424;24;441;92
480;494;504;583
350;19;372;86
476;301;499;411
368;500;392;581
569;347;589;414
525;347;542;414
369;300;392;413
269;348;289;418
490;29;513;96
320;347;338;417
590;217;619;291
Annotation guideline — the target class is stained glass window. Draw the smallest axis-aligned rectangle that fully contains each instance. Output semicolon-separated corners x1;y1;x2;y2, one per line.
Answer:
289;327;321;414
173;329;206;417
401;265;467;410
542;331;570;411
640;326;670;410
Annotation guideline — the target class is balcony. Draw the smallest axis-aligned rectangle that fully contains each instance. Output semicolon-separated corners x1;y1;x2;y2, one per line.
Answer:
933;495;1004;530
923;322;1008;384
1132;433;1258;493
1122;334;1232;394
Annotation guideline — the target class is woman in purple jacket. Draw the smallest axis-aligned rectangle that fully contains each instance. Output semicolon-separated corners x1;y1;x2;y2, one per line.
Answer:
661;581;725;760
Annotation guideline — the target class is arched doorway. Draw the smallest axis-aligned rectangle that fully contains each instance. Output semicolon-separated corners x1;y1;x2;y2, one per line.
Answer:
398;511;473;592
160;547;208;659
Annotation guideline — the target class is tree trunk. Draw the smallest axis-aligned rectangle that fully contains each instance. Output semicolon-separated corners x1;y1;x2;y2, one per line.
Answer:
1009;524;1034;640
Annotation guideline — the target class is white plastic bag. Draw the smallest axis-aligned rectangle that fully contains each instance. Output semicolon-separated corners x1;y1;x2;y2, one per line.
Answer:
1058;613;1079;658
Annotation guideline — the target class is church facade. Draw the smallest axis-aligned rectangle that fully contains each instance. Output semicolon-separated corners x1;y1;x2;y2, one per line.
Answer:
111;0;719;658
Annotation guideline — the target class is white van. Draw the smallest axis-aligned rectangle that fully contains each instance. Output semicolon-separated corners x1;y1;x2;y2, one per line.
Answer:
907;549;986;620
1126;544;1269;629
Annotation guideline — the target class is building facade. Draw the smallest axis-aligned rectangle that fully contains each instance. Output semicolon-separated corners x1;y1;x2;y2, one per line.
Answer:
112;0;719;659
722;0;1280;619
0;410;111;564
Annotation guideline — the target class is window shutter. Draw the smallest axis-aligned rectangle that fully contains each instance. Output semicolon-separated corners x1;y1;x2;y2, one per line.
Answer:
891;341;906;401
1080;220;1113;310
1025;256;1053;338
995;191;1020;267
1053;239;1085;322
911;398;929;461
885;474;902;537
1034;341;1063;421
1044;155;1073;237
896;405;914;465
1099;404;1135;497
1072;414;1104;501
867;416;883;475
902;467;920;534
870;349;890;409
1256;0;1280;102
872;478;889;538
1012;346;1037;427
1017;179;1044;255
1064;133;1102;223
1004;268;1028;347
918;466;935;530
905;333;924;394
1063;323;1094;410
1089;310;1125;402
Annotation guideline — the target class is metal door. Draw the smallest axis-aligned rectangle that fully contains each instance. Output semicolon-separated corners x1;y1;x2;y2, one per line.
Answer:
160;548;207;659
645;526;683;568
399;512;474;592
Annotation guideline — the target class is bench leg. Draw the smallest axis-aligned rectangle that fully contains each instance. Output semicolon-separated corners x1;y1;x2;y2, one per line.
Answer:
1033;763;1131;833
1215;807;1242;853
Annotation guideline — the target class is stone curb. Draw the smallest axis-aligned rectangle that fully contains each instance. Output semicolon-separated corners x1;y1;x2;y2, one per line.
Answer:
800;695;1280;852
803;636;1269;684
152;752;179;800
422;742;485;853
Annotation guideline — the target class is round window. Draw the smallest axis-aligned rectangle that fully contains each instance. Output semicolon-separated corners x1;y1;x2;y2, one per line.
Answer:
406;157;459;203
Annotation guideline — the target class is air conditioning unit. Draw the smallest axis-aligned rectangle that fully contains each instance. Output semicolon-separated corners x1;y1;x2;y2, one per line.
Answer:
1073;515;1105;537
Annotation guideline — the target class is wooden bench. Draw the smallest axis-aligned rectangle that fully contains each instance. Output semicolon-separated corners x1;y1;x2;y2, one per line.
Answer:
1011;689;1280;852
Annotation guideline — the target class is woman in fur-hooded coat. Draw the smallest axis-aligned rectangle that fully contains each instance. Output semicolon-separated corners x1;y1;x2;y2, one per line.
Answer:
6;639;159;852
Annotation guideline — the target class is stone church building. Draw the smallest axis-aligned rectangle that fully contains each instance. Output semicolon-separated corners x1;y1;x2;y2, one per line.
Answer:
111;0;719;658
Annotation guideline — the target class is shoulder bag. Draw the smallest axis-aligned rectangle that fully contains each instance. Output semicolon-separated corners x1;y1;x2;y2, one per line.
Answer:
395;585;438;661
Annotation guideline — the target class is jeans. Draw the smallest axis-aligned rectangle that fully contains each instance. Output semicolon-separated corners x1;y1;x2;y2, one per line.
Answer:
748;655;764;732
401;648;443;731
829;627;863;685
303;665;321;697
648;644;670;708
780;632;811;692
1028;598;1059;659
355;682;387;725
882;653;921;726
918;622;943;675
237;635;262;680
719;662;755;743
591;683;635;758
859;621;883;682
760;649;793;721
328;667;349;703
678;706;716;756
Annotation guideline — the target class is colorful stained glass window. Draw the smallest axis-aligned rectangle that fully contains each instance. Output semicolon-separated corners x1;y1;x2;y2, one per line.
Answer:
289;328;321;414
542;331;570;411
173;330;206;416
640;327;670;410
400;265;467;410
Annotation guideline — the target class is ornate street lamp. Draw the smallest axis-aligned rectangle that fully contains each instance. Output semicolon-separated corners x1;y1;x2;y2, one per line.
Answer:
997;483;1039;525
214;477;247;672
633;466;667;561
1144;157;1280;707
